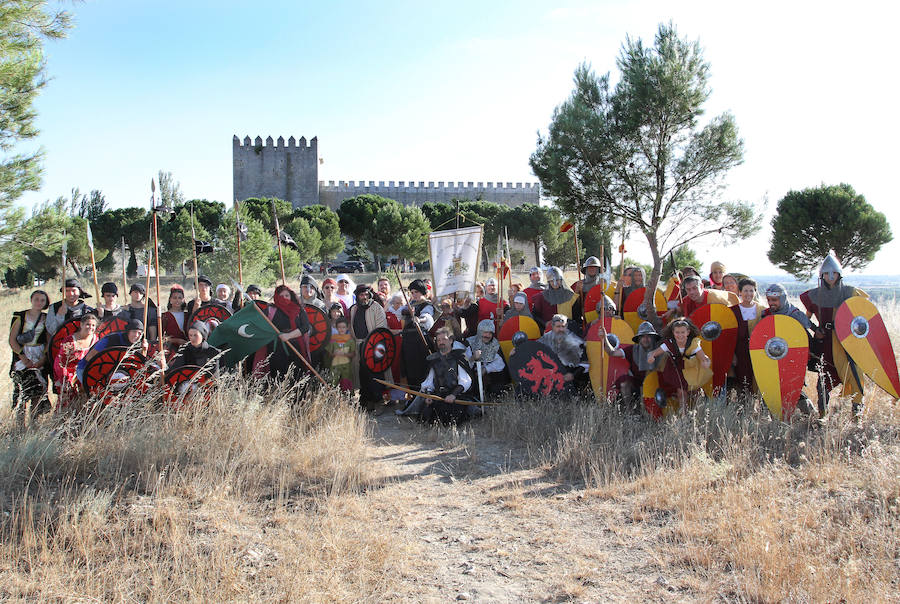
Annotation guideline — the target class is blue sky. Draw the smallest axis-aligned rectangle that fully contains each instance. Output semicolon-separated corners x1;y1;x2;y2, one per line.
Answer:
19;0;899;275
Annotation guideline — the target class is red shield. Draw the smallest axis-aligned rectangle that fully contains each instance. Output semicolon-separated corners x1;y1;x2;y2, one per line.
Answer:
81;346;147;397
835;297;900;399
498;315;541;360
50;317;82;366
585;316;634;401
689;303;738;394
188;303;232;326
164;365;215;406
749;314;809;420
623;288;666;333
97;316;129;339
304;305;330;352
362;328;396;373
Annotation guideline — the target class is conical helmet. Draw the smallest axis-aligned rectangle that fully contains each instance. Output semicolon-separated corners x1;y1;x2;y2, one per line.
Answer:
820;253;843;277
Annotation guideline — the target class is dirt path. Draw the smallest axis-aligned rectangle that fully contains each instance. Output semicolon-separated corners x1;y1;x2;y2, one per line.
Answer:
364;412;698;603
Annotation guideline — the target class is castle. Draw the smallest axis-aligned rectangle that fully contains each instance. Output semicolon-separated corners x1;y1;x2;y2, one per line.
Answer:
232;135;542;210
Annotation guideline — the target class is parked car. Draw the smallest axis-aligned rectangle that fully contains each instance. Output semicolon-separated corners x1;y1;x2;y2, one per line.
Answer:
327;260;366;274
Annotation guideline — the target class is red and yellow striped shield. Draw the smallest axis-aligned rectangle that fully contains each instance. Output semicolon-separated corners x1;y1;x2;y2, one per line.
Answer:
583;281;618;324
498;315;541;360
689;303;738;395
585;316;634;402
623;288;667;333
749;314;808;420
835;296;900;399
642;370;680;420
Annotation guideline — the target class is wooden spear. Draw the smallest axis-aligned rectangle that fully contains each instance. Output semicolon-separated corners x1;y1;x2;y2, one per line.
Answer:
121;236;128;297
272;200;286;285
151;179;167;375
86;220;101;304
393;265;433;352
190;203;200;299
234;199;244;308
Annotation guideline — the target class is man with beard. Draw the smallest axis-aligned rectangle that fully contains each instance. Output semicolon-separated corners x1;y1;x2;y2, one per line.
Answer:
397;327;473;424
799;254;867;416
531;267;577;330
401;279;435;390
523;266;546;307
46;278;95;336
464;319;507;398
600;321;663;412
763;283;817;415
349;284;388;406
537;314;585;390
476;278;508;323
665;275;730;320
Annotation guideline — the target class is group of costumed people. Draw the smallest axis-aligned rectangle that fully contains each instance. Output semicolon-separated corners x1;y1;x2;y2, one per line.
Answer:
8;252;895;425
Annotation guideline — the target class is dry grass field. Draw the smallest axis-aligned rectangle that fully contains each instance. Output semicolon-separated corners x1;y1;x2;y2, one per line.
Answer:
0;282;898;602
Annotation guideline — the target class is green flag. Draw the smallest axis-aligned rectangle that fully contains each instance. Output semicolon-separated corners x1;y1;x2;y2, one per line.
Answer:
208;303;279;367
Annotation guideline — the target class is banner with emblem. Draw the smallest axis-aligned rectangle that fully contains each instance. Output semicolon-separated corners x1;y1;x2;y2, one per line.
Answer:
428;225;483;298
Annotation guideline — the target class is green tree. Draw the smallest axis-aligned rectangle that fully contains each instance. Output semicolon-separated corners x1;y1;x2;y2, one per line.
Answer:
504;204;562;267
0;2;72;270
202;209;274;287
338;194;392;244
158;170;185;207
93;207;151;276
268;246;302;283
420;202;456;232
370;203;430;265
530;23;756;325
768;183;892;279
282;215;322;263
157;207;210;273
182;199;225;235
242;197;292;232
294;204;343;261
544;218;613;269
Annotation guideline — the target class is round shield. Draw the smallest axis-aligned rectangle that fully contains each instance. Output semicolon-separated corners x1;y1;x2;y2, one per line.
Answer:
188;303;232;326
304;305;330;352
164;365;215;404
97;316;129;339
81;346;146;395
362;327;396;373
50;317;82;366
700;320;723;341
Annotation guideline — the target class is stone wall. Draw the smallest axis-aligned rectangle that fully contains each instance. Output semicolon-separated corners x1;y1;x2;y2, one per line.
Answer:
233;134;541;210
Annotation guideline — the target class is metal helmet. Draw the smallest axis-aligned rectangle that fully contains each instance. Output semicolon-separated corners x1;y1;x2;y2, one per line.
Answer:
582;256;602;269
477;319;495;334
632;321;660;343
764;283;789;308
546;266;564;284
511;330;529;347
820;253;843;278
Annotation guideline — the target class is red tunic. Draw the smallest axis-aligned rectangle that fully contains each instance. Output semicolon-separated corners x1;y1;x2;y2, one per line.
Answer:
477;298;508;322
523;286;544;308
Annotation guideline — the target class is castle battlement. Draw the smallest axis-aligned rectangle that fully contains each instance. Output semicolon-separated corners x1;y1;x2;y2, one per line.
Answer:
233;134;540;210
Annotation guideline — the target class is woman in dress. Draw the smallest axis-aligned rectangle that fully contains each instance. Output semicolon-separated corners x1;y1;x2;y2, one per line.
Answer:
161;285;188;360
124;283;157;341
647;318;711;408
269;285;311;379
53;312;100;411
9;290;50;420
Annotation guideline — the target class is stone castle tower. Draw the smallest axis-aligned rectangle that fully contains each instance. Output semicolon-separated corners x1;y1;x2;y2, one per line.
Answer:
233;135;541;209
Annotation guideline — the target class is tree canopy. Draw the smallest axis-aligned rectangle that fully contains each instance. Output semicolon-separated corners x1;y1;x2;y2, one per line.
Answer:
294;204;344;261
768;183;892;279
530;23;757;323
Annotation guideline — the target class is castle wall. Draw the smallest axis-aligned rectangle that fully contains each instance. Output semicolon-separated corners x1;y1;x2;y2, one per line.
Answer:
233;135;541;210
233;135;319;206
317;180;540;210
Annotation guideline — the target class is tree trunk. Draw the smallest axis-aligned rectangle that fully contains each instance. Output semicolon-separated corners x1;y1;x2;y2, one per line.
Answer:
533;239;541;268
644;230;665;331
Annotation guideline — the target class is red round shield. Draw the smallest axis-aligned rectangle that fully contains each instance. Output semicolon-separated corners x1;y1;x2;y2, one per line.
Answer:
97;316;129;339
50;317;82;366
362;327;396;373
188;303;232;326
164;365;215;405
305;305;330;352
81;346;147;396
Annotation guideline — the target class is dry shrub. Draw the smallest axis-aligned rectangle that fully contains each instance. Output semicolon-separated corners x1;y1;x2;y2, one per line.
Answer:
0;368;401;601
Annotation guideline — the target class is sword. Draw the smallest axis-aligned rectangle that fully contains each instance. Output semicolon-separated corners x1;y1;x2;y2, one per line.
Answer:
373;378;506;406
476;360;485;403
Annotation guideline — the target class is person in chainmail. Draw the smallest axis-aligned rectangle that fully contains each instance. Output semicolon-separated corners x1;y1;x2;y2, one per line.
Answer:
464;319;507;398
537;314;585;391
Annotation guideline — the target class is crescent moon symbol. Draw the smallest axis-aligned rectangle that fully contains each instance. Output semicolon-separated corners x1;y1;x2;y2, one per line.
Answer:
237;324;254;338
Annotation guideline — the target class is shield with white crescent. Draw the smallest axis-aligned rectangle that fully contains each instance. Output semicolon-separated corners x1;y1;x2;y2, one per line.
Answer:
362;327;396;373
304;305;330;352
623;288;667;333
835;296;900;399
689;303;738;395
188;303;232;326
585;316;634;402
749;314;809;421
498;315;541;360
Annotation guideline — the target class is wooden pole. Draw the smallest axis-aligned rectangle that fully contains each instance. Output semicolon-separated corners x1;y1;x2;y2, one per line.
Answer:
61;230;66;289
86;221;101;304
190;204;200;299
572;222;584;331
141;249;151;340
234;199;244;307
373;379;506;406
393;265;432;352
121;236;128;297
616;219;627;314
599;244;606;397
245;293;327;386
272;200;286;285
151;183;167;375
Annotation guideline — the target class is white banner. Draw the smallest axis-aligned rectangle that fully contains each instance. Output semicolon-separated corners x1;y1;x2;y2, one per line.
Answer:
428;225;483;299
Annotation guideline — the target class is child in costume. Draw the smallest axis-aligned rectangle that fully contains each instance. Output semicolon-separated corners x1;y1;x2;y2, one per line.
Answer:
326;317;355;392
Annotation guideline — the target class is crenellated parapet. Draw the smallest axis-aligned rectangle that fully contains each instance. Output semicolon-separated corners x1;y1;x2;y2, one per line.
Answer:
317;180;540;210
